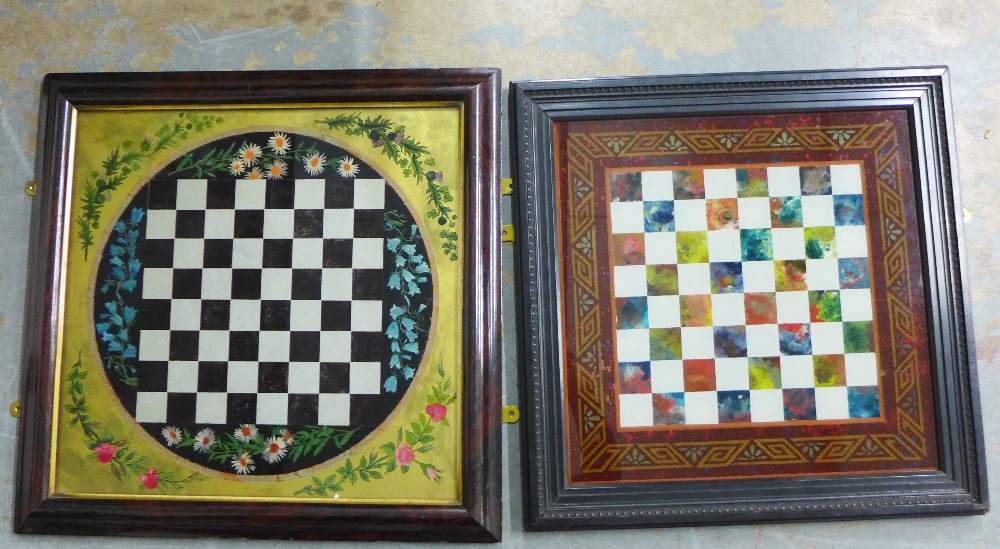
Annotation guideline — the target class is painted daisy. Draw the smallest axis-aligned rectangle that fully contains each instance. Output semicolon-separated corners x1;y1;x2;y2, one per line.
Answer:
279;428;294;444
337;156;360;178
261;435;287;463
238;143;263;166
231;452;255;475
193;428;216;453
245;167;266;180
303;152;326;176
228;159;245;175
161;426;182;447
234;424;258;444
268;132;291;155
266;160;287;179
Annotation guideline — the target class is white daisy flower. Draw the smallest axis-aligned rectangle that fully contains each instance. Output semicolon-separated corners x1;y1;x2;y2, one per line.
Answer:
238;143;263;166
234;424;258;444
279;428;294;444
303;152;326;176
231;452;254;475
245;167;265;180
261;435;287;463
228;159;245;175
161;426;182;447
266;160;287;179
193;428;216;453
336;156;360;178
268;132;291;155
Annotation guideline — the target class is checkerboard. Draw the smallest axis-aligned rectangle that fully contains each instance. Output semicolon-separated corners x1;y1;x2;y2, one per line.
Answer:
132;177;388;427
609;164;881;427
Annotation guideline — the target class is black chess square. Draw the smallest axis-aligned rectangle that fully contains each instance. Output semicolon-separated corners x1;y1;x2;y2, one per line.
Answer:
352;270;383;300
169;331;200;361
229;331;260;361
262;239;293;267
291;269;322;300
136;361;168;392
353;210;383;238
258;362;289;393
175;210;206;238
234;210;265;238
200;300;231;330
320;301;351;331
323;239;352;268
197;362;229;392
165;393;197;424
206;179;237;209
319;362;350;393
147;180;178;210
351;332;383;362
143;240;175;268
141;300;172;330
287;394;319;424
325;180;354;208
231;269;262;299
171;269;203;299
265;180;295;208
293;209;324;238
260;300;291;331
289;332;320;362
203;239;234;268
227;393;258;424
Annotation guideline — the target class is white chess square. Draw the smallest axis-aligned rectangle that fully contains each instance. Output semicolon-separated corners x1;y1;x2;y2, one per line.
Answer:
736;197;772;229
351;362;382;394
684;391;720;425
619;394;654;427
317;393;350;425
711;294;746;326
766;166;802;196
845;353;879;386
227;362;260;393
806;258;841;290
645;232;678;265
616;329;651;362
145;209;176;239
353;238;384;269
815;386;850;420
707;230;742;262
704;168;739;198
292;238;324;268
323;209;355;238
746;324;780;357
172;239;204;269
836;226;870;258
801;195;835;227
290;300;322;331
294;179;327;209
201;268;232;300
203;210;235;239
134;392;168;423
263;209;295;238
288;362;321;393
321;268;353;300
260;269;293;300
811;322;845;354
169;299;201;330
258;331;291;361
831;163;864;195
175;179;208;210
319;331;351;362
749;389;785;422
234;179;267;209
650;360;685;393
137;330;170;361
351;300;383;331
195;393;228;424
609;202;645;234
641;171;674;201
647;295;681;328
257;393;289;425
673;199;707;231
354;179;386;209
776;291;809;323
780;355;815;388
715;357;750;390
231;239;264;268
742;261;776;292
677;263;711;295
166;361;199;392
841;289;873;321
772;227;806;260
681;327;715;359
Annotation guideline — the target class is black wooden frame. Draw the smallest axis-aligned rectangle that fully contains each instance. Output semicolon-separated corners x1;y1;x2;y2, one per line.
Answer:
509;67;988;530
15;69;502;542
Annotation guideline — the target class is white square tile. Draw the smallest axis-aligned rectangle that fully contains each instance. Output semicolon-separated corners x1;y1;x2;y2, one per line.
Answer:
288;362;321;393
845;353;879;386
641;171;673;201
677;263;711;295
290;301;322;331
750;389;785;422
350;362;382;394
142;268;174;299
615;265;651;298
352;300;382;331
258;331;291;361
806;258;840;290
801;195;835;227
704;168;738;198
352;238;384;269
134;392;167;423
715;357;750;390
204;210;235;239
319;331;351;362
317;393;351;425
836;226;870;258
234;179;266;209
201;268;232;300
231;239;264;268
840;289;873;321
260;269;292;300
172;239;204;269
323;209;355;238
742;261;776;292
780;355;815;388
354;179;386;209
321;268;354;300
263;209;295;238
772;227;806;260
145;209;176;239
609;201;645;234
684;391;720;425
811;322;845;354
711;294;746;326
737;197;772;229
195;393;228;424
292;238;324;269
166;361;199;392
645;232;677;264
257;393;289;425
647;295;681;328
138;330;170;361
707;230;742;262
294;179;327;209
169;299;202;330
681;327;715;359
650;360;685;393
831;163;864;195
616;329;651;362
618;393;654;427
673;199;707;232
746;324;780;357
815;386;850;420
227;362;259;393
176;179;208;210
776;291;809;323
766;166;801;196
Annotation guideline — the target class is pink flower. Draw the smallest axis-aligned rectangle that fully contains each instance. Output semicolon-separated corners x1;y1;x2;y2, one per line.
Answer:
395;443;415;467
140;468;159;490
94;443;116;464
426;403;447;423
426;467;438;479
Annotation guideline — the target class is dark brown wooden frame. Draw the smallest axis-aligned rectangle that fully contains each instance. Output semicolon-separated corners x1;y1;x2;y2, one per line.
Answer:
510;67;988;530
15;69;502;542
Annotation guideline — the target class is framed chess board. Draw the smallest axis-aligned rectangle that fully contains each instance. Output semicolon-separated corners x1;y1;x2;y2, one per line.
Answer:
15;69;501;541
510;68;987;530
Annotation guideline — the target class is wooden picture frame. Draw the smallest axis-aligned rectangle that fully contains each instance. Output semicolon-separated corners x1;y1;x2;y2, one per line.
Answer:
510;67;987;530
16;69;502;542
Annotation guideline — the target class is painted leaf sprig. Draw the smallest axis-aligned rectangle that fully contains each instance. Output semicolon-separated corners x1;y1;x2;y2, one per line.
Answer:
383;210;431;392
95;207;144;387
